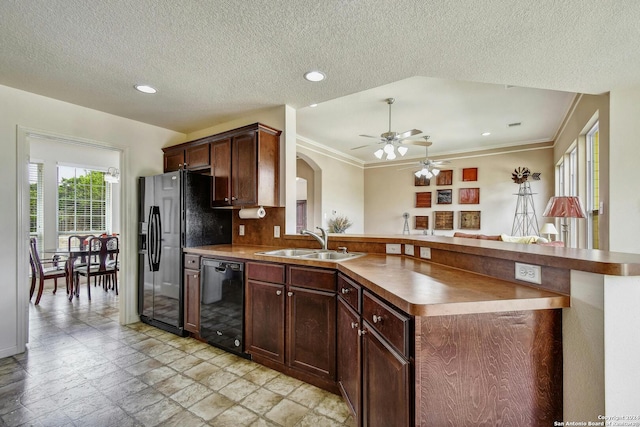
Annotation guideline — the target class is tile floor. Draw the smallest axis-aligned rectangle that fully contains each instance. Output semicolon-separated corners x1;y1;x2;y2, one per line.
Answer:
0;282;355;427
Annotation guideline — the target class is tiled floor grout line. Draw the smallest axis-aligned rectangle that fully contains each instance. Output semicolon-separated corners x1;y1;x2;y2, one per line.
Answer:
0;281;354;427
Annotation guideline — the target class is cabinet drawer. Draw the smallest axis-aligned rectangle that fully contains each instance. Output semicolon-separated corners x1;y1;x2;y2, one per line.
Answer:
184;254;200;269
288;266;336;292
363;291;410;358
247;262;286;284
337;274;361;312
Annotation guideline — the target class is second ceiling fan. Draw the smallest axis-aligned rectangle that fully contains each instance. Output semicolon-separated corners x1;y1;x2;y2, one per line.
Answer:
352;98;428;160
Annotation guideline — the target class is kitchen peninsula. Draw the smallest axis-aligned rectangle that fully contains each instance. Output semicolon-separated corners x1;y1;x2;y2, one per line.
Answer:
185;233;585;426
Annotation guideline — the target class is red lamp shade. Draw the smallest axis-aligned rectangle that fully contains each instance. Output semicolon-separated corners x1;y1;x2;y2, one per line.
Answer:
542;196;586;218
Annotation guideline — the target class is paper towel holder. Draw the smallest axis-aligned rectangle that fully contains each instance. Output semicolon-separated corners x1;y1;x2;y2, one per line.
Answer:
238;206;267;219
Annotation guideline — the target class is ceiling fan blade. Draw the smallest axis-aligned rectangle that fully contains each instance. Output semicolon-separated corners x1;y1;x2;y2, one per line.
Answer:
401;139;428;146
359;134;382;139
350;144;374;150
396;129;422;140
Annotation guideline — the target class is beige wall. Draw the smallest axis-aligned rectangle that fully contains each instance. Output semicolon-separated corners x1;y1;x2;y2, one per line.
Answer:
0;84;184;358
296;158;316;230
609;85;640;254
364;148;554;236
296;141;365;234
553;94;610;250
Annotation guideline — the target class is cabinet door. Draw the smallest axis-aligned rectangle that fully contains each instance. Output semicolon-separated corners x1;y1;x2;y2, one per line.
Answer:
211;138;232;206
337;297;361;421
232;132;257;206
164;150;184;172
185;143;210;170
246;280;285;363
183;268;200;334
362;325;411;427
287;286;336;380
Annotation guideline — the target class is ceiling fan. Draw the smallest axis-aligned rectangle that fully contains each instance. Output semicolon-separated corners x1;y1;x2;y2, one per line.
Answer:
351;98;426;160
399;137;450;178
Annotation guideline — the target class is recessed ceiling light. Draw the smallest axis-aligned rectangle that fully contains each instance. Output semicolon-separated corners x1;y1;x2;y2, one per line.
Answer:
481;132;491;136
309;103;318;108
304;71;325;82
134;84;157;94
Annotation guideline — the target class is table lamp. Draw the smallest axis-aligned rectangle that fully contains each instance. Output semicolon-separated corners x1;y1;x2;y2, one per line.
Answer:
539;223;559;241
542;196;586;247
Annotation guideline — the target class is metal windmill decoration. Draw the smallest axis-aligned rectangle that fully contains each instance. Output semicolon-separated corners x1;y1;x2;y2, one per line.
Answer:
511;167;541;236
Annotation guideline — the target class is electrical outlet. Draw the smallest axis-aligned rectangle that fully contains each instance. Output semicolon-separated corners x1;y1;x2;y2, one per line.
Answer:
420;247;431;259
404;244;414;256
515;262;541;284
386;243;402;254
274;225;280;238
239;225;245;236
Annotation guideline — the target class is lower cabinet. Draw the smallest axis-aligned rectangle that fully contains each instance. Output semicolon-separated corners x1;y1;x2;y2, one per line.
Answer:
183;255;201;334
245;279;286;362
245;262;337;389
361;326;411;427
337;273;412;427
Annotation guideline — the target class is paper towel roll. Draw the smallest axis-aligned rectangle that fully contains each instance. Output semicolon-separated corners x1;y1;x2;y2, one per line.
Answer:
239;206;266;219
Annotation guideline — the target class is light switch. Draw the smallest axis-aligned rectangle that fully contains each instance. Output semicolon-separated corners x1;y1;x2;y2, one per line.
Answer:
274;226;280;238
239;225;245;236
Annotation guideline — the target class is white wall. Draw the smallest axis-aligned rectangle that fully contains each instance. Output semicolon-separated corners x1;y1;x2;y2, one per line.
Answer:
30;138;121;251
296;141;365;234
364;148;554;236
609;85;640;254
0;84;184;358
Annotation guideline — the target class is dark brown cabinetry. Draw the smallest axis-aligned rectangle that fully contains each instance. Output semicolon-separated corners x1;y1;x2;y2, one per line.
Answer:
336;273;412;426
245;261;337;391
163;142;211;172
183;254;201;334
211;124;280;207
162;123;281;207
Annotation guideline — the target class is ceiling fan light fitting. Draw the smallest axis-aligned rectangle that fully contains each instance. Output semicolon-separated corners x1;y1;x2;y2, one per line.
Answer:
414;171;422;178
374;149;384;159
384;143;395;154
386;151;397;160
432;168;440;176
397;146;408;156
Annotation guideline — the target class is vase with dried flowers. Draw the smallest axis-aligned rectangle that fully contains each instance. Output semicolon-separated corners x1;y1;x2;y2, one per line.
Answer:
328;214;353;233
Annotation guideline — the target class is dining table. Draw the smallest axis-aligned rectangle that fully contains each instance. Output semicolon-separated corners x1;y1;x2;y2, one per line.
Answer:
42;246;91;300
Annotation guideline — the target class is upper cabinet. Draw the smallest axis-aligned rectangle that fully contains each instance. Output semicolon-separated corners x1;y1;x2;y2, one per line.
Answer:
211;123;281;208
163;123;281;207
163;141;211;172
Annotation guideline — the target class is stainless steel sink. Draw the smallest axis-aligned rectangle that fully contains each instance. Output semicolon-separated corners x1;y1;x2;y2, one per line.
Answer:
300;251;364;260
260;248;318;257
257;248;365;261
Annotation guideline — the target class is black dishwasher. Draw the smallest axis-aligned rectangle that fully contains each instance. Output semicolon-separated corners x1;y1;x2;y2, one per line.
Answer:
200;259;249;359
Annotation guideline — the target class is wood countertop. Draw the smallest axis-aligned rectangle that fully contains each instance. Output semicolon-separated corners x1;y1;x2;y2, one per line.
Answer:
184;244;570;317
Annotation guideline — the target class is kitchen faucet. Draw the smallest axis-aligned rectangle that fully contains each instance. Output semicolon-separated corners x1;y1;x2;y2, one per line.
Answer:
301;227;328;250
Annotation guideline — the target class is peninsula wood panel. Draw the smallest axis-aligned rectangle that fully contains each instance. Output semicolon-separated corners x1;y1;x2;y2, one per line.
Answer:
430;248;571;295
417;310;562;426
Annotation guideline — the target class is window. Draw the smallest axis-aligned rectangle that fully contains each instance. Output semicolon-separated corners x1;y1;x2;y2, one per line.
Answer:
586;122;600;249
57;166;112;247
29;163;44;250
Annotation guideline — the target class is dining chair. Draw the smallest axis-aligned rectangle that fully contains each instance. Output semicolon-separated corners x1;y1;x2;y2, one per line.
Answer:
29;237;68;305
73;236;118;300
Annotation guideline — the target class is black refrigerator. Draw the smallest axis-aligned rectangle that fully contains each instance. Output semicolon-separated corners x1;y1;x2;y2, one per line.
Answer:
138;170;231;336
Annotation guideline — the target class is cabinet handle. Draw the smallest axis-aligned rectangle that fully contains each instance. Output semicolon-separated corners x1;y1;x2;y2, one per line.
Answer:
193;274;198;278
276;290;282;296
372;314;383;324
224;197;229;202
231;196;237;201
358;329;367;337
341;288;350;294
287;291;293;297
351;322;359;329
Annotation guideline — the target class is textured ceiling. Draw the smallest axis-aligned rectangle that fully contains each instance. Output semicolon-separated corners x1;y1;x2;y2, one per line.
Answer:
1;0;638;158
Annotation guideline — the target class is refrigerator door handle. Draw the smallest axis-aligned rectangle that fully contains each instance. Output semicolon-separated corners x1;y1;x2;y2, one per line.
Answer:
149;206;162;272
